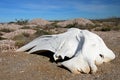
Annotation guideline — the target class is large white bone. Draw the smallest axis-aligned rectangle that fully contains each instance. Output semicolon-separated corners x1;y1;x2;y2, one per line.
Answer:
16;28;115;74
61;29;115;73
17;28;81;60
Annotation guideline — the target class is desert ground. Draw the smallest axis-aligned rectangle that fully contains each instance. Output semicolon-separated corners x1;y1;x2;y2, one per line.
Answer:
0;18;120;80
0;31;119;80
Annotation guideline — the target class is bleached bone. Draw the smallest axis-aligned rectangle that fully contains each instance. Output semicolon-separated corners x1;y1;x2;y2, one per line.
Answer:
16;28;115;74
61;30;115;74
17;28;81;60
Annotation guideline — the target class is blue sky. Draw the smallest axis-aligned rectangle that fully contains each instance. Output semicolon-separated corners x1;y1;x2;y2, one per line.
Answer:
0;0;120;22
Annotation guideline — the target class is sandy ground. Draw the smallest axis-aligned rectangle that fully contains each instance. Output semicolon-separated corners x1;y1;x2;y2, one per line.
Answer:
0;31;120;80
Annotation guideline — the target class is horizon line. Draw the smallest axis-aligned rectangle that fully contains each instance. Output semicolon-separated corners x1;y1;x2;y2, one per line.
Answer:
0;16;120;23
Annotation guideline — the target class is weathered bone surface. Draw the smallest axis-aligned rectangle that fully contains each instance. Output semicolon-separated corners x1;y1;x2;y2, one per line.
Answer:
16;28;115;74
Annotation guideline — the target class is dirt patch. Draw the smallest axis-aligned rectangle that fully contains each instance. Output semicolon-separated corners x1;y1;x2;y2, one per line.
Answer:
0;31;120;80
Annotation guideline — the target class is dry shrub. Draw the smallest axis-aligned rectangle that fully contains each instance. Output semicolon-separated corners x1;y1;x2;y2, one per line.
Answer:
15;19;28;25
35;29;52;36
0;28;13;33
95;27;111;31
22;33;30;37
95;26;120;31
21;26;31;29
13;34;28;48
0;36;6;40
112;25;120;31
13;32;35;48
100;26;111;31
15;40;26;48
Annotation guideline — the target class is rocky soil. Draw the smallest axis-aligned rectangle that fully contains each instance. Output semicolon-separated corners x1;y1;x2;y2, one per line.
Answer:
0;31;120;80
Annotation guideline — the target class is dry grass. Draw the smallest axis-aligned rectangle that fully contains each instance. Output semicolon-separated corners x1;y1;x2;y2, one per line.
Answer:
0;40;17;52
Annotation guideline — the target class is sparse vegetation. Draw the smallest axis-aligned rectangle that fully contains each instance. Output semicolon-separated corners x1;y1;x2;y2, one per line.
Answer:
15;19;29;25
0;36;6;40
13;34;25;41
13;34;29;47
35;29;52;37
92;17;120;31
15;40;26;48
22;32;30;37
65;23;78;28
112;25;120;31
0;32;2;36
8;21;15;24
50;22;60;28
64;23;95;30
21;26;31;29
94;26;111;31
93;17;120;23
0;28;13;33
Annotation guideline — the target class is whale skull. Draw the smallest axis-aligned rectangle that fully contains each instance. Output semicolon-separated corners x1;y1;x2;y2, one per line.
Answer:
16;28;115;74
